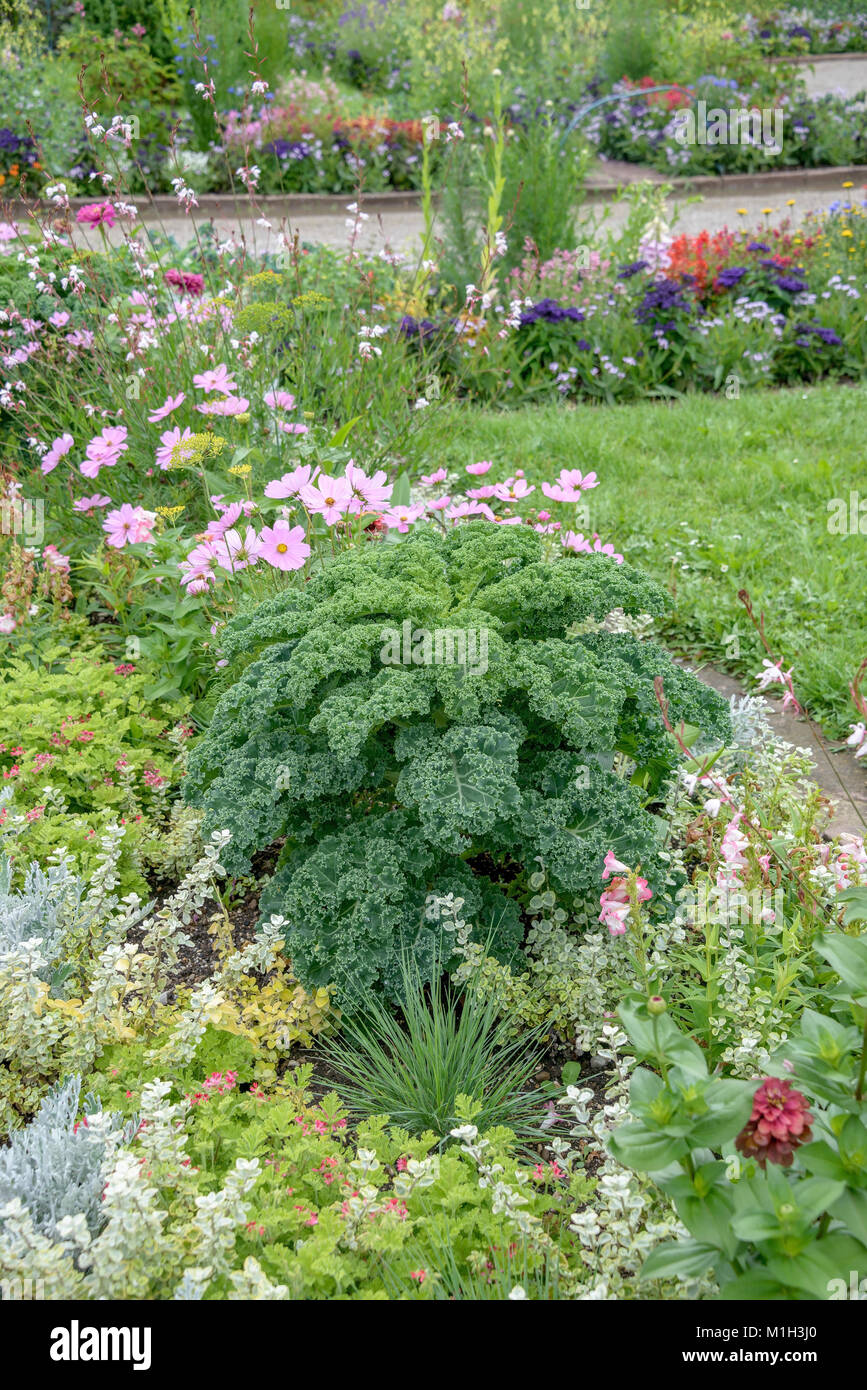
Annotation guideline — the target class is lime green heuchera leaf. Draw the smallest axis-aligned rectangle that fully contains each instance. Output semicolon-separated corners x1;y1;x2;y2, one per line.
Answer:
185;522;730;1002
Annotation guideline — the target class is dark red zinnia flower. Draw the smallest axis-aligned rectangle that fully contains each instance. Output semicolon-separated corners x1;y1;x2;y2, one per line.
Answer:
735;1077;813;1168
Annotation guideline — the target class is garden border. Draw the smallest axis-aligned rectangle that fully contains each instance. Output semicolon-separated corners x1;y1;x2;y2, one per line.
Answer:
6;164;866;224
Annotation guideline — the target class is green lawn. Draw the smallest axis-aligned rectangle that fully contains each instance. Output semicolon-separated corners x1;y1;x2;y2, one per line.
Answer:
437;382;867;738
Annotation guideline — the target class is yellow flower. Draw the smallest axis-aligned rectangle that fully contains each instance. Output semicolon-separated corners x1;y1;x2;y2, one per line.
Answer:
155;504;186;519
843;181;854;188
762;207;772;215
786;198;795;206
228;463;252;476
736;207;748;215
842;229;853;237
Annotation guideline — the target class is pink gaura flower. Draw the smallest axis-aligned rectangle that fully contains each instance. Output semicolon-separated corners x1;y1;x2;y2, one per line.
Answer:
257;521;311;571
41;433;74;474
49;311;70;328
465;460;492;475
76;202;116;229
103;504;156;549
147;392;185;423
192;363;237;394
300;474;354;525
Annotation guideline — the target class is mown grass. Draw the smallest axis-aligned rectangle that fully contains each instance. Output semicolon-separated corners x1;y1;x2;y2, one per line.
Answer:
437;381;867;738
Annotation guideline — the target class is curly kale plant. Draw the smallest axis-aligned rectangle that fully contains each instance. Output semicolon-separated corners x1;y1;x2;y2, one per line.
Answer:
185;523;729;1001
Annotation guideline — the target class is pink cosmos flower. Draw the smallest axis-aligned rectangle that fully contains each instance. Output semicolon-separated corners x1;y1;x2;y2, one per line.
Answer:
541;481;581;503
466;460;492;475
446;500;495;522
103;504;156;549
495;515;523;525
156;425;193;470
560;468;598;491
264;389;296;411
196;395;250;417
427;495;451;511
346;462;392;511
420;467;448;486
41;433;74;474
73;494;112;513
264;464;317;499
276;421;309;435
192;363;237;394
492;478;535;502
257;521;311;571
76;202;116;229
467;485;496;499
300;474;354;525
380;503;425;532
80;426;128;479
213;526;261;571
148;392;186;423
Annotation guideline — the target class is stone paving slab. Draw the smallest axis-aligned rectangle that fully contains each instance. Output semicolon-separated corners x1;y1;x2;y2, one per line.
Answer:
686;664;867;840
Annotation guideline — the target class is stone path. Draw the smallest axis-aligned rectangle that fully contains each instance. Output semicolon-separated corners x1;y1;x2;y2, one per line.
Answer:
687;664;867;840
798;53;867;101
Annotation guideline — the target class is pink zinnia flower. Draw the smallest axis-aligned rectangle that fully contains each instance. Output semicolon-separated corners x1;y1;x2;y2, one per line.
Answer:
148;392;186;423
164;268;204;297
76;202;116;229
192;363;237;395
41;433;74;474
257;521;310;571
103;504;156;549
300;474;354;525
736;1078;813;1168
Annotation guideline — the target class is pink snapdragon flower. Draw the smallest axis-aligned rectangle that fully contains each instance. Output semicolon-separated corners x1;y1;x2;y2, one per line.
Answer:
847;722;867;759
257;521;311;571
103;504;156;548
41;433;74;474
148;392;186;423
